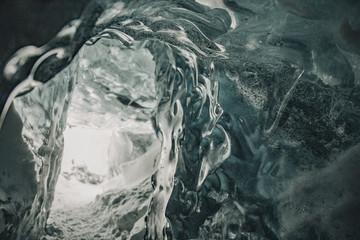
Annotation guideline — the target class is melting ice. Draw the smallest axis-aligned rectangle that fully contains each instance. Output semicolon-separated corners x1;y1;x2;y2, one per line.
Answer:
0;0;360;240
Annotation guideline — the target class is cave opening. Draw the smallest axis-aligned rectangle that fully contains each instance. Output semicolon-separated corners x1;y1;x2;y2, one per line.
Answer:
12;38;161;238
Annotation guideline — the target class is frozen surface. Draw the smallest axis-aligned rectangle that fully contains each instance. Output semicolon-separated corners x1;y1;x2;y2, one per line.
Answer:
0;0;360;239
46;127;158;239
42;41;159;239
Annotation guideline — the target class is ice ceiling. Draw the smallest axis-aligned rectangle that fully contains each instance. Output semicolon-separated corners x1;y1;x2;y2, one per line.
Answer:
1;0;360;240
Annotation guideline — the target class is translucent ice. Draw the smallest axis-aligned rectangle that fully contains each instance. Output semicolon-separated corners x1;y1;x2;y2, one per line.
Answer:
1;0;360;239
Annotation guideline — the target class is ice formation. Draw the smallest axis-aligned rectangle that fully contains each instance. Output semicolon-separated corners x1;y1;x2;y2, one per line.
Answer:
0;0;360;239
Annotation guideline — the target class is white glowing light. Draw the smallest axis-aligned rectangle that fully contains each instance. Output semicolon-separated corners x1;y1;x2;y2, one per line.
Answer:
62;127;112;175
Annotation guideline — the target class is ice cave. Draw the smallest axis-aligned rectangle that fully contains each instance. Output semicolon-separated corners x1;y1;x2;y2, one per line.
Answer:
0;0;360;239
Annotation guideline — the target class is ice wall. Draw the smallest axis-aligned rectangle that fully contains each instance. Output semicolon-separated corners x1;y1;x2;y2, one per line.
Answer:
13;64;75;239
0;0;360;239
0;105;37;238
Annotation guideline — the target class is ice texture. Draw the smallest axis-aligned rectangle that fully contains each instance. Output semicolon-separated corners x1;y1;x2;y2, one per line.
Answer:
0;105;37;238
1;0;360;239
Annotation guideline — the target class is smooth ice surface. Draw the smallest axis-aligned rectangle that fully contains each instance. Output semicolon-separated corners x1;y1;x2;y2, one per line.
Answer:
67;39;156;129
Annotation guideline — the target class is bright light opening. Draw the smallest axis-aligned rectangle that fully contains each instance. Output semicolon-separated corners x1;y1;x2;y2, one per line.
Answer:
46;39;160;239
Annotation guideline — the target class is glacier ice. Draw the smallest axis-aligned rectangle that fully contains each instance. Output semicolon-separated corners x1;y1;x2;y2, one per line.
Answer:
1;0;360;239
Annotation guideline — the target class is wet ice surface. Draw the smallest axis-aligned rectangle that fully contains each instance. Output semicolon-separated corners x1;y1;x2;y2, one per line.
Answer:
39;41;159;239
44;127;158;240
1;0;360;239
